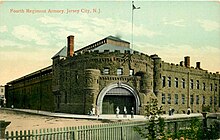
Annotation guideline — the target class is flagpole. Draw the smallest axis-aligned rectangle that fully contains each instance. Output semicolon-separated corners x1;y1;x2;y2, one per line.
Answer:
131;1;134;49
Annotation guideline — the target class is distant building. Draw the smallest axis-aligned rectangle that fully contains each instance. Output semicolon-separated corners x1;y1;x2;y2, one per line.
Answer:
5;35;220;114
0;85;6;106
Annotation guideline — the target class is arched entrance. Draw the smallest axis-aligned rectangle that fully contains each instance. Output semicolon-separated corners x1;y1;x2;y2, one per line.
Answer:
97;83;140;114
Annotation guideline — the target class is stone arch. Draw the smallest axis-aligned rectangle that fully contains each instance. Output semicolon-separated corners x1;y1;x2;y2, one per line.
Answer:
96;82;141;114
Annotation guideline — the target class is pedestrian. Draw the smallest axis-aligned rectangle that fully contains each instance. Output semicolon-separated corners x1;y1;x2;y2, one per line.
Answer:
172;109;175;115
123;106;127;118
92;107;95;116
187;107;191;115
169;107;172;116
116;106;120;118
131;107;134;118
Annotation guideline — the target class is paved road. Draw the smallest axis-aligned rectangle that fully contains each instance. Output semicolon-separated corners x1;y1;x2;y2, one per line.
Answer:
2;108;204;121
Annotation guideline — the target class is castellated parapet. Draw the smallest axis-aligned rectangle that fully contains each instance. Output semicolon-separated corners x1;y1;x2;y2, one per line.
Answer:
5;35;220;115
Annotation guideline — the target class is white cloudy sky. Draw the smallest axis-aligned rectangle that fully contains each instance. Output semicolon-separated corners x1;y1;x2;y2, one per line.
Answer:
0;0;219;85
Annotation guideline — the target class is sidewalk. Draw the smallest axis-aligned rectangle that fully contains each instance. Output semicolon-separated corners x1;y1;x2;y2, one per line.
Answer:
1;108;204;121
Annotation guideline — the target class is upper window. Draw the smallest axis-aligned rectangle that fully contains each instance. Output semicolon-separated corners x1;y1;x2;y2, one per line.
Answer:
196;80;199;89
182;78;185;89
175;78;178;88
210;83;213;91
214;84;217;92
190;79;193;89
162;93;165;104
117;68;123;75
162;76;166;87
203;83;206;91
168;77;171;87
103;68;110;75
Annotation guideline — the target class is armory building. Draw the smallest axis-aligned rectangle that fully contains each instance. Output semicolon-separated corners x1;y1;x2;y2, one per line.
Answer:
5;35;220;115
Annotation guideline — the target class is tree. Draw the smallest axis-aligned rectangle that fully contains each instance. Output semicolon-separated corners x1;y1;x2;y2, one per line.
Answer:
135;98;165;140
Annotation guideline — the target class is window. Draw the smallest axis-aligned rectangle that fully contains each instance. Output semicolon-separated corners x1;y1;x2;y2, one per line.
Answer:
196;95;199;104
214;84;217;92
202;96;205;105
175;78;178;88
210;83;213;91
190;95;194;104
175;94;178;104
129;69;134;76
162;76;166;87
214;96;217;105
190;79;193;89
167;94;171;104
196;80;199;89
210;96;212;105
0;89;3;93
168;77;171;87
162;93;165;104
117;68;123;75
103;68;110;75
182;78;185;89
203;83;206;91
182;94;185;104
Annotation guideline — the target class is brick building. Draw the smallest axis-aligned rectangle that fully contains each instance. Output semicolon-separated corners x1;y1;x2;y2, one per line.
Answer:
5;35;220;114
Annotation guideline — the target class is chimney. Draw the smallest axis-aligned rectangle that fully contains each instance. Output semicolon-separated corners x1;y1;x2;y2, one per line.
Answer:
67;35;74;57
180;61;184;66
184;56;190;68
196;62;201;69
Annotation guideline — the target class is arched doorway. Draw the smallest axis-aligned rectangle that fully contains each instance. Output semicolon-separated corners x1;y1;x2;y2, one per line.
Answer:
97;83;140;114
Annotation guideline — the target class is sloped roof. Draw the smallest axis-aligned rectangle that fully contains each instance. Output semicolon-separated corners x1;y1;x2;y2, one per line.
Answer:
52;46;67;59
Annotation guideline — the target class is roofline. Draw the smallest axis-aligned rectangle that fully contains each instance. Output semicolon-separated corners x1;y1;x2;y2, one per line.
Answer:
7;65;52;85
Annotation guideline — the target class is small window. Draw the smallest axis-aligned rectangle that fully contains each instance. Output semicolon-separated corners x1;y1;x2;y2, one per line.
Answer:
167;94;171;104
214;84;217;92
162;93;165;104
175;94;178;104
196;95;199;104
202;96;205;105
210;96;212;105
168;77;171;87
129;69;134;76
103;68;110;75
203;83;206;91
190;95;194;104
162;76;166;87
182;78;185;89
196;80;199;89
117;68;123;75
190;79;193;89
175;78;178;88
210;83;213;91
182;94;185;104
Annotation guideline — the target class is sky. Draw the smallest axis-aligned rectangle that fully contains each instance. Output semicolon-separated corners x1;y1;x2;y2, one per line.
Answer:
0;0;220;85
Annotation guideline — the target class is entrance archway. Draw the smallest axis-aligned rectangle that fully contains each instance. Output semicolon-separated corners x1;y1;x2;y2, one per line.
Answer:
97;83;140;114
